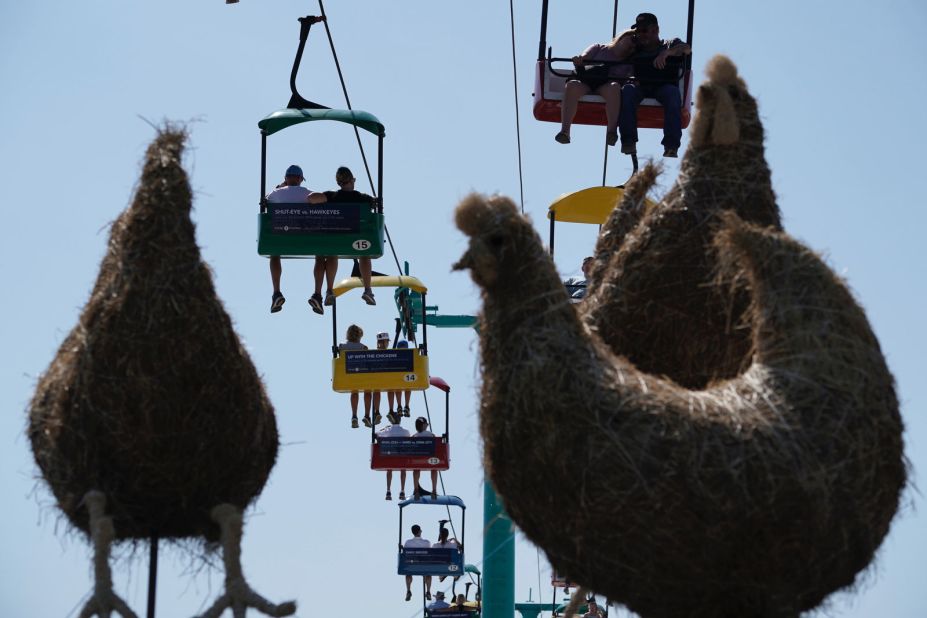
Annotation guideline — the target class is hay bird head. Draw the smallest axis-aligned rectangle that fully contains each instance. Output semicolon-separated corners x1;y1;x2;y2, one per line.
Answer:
689;55;760;148
453;193;541;289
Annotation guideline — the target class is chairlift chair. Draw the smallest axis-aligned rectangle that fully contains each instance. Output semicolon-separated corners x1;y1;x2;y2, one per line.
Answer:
532;0;695;130
371;376;450;471
398;495;466;577
330;275;430;393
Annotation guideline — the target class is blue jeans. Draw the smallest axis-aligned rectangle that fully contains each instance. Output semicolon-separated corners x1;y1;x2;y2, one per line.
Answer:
618;82;682;148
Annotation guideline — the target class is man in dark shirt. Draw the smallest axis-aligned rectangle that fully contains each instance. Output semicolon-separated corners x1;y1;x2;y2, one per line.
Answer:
618;13;691;158
306;166;377;312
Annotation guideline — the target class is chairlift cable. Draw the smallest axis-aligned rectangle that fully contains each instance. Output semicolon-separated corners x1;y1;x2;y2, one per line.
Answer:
317;0;375;197
536;547;544;612
317;0;405;276
508;0;526;214
600;0;620;188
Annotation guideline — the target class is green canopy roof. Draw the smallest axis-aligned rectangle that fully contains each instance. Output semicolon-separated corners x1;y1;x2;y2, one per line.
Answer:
258;108;385;137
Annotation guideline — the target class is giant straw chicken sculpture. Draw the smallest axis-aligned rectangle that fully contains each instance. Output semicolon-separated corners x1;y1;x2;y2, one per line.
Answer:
29;128;295;618
453;56;905;618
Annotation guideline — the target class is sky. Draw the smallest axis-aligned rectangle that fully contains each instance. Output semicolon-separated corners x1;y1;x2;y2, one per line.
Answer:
1;1;925;616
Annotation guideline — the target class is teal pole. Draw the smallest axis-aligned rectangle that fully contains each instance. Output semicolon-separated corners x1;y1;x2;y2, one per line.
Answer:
483;479;515;618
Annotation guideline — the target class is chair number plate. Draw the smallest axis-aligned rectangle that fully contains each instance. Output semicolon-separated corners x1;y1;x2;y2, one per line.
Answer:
352;239;371;250
448;565;459;572
404;374;417;382
427;457;440;465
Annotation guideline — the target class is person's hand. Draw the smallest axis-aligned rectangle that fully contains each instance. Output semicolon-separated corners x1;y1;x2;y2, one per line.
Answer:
654;50;669;69
572;55;583;67
275;181;286;189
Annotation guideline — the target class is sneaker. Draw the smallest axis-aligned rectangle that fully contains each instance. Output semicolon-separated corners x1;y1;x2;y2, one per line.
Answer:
606;131;618;147
399;491;406;500
362;416;372;428
387;411;400;424
351;416;359;429
324;290;335;306
374;412;382;425
361;289;376;305
402;406;410;418
621;142;637;155
308;293;324;315
405;591;412;602
663;146;679;158
554;131;570;144
270;291;285;313
385;491;392;501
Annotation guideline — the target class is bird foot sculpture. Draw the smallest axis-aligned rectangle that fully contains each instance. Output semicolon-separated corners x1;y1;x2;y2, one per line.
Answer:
77;491;139;618
193;504;296;618
562;586;590;618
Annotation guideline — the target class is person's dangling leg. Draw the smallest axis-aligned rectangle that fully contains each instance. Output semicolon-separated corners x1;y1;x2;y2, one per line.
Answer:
618;82;644;154
599;82;622;146
323;257;339;305
557;80;591;144
653;83;683;156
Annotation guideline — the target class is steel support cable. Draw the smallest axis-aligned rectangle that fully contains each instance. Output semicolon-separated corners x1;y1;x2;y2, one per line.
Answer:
601;0;620;187
508;0;526;213
318;0;374;195
318;0;404;276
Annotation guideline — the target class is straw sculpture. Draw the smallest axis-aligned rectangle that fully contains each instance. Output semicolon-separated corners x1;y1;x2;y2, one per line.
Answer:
29;128;293;616
454;55;905;618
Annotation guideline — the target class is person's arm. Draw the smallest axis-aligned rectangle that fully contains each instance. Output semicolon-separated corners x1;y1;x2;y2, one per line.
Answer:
572;43;599;67
307;191;328;204
654;40;691;69
612;35;636;61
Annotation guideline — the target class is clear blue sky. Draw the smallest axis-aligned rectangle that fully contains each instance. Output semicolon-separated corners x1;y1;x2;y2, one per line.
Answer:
2;1;925;616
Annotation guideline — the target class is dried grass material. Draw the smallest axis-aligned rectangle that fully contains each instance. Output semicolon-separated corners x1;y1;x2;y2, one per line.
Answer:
29;128;278;541
455;195;904;618
586;55;782;390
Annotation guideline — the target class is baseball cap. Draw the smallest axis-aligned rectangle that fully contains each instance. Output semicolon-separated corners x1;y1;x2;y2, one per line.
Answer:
285;164;304;178
631;12;658;29
376;332;390;341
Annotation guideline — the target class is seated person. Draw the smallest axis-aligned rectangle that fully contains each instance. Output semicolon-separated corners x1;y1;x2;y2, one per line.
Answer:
388;340;412;421
433;524;461;583
556;29;635;146
338;324;371;428
307;166;377;312
379;415;411;500
265;165;313;313
426;590;450;612
617;12;691;157
583;597;604;617
563;257;593;302
403;524;433;601
412;417;439;499
371;331;390;424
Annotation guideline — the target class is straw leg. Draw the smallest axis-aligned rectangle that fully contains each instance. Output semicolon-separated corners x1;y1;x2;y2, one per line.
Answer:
192;504;296;618
76;490;140;618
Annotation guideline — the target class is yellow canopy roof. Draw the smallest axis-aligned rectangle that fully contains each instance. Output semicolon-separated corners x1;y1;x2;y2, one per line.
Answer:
333;275;427;298
547;186;657;225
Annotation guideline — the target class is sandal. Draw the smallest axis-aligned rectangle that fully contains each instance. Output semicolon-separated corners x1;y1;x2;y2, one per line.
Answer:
399;491;406;500
554;131;571;144
387;411;400;425
351;416;359;429
362;416;372;428
373;412;382;425
403;406;410;417
385;491;392;501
